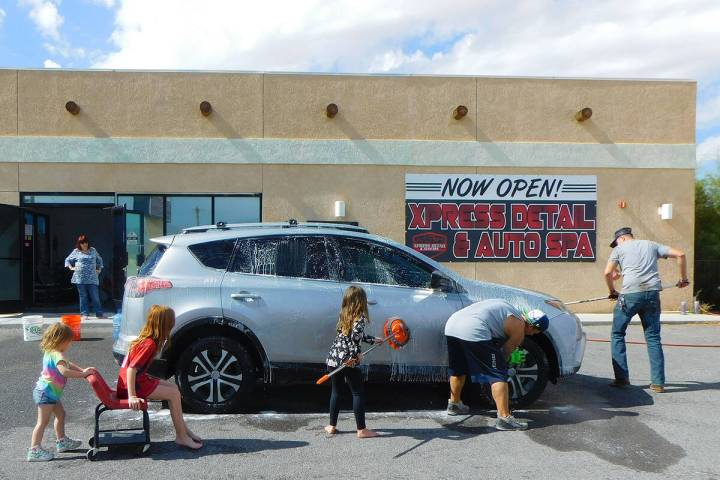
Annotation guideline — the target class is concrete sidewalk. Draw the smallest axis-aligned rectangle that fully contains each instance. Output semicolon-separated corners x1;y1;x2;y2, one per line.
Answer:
1;312;718;326
577;312;720;325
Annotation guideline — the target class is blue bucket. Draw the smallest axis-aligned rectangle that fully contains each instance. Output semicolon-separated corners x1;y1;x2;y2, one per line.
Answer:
112;313;122;341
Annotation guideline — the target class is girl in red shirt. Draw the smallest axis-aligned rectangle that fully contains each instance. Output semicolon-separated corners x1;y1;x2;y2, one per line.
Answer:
117;305;202;450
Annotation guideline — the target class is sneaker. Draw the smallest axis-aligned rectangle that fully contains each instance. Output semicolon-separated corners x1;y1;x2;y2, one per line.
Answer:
495;415;528;431
95;313;105;319
650;384;665;393
609;378;630;388
27;447;54;462
56;437;82;452
446;401;470;416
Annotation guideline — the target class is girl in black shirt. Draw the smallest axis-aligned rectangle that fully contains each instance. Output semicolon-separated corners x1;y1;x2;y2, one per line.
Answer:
324;286;381;438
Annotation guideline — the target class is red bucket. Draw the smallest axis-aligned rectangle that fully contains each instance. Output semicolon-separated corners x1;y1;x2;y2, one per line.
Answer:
61;314;82;341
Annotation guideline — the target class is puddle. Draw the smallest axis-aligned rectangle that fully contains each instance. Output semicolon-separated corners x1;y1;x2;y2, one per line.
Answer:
526;404;685;473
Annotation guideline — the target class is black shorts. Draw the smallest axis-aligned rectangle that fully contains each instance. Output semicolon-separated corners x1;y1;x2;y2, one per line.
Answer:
446;335;508;384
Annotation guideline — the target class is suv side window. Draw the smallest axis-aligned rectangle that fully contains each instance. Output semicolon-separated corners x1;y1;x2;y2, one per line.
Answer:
231;236;332;280
335;237;432;288
188;239;238;270
280;236;331;280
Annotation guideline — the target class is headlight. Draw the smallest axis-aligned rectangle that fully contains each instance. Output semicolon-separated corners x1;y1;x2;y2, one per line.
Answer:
545;299;568;312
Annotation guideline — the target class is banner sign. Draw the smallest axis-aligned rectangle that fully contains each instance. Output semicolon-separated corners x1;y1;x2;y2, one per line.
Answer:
405;174;597;262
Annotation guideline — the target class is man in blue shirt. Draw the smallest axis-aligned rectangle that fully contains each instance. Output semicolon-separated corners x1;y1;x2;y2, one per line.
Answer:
603;227;689;393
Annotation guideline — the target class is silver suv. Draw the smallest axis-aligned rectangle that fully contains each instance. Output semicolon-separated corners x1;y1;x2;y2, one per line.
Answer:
114;221;586;413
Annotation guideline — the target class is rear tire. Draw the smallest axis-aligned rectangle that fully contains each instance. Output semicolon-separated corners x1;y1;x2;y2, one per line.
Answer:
175;336;256;413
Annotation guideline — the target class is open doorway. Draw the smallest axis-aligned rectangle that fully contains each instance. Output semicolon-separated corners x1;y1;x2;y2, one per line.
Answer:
10;193;127;314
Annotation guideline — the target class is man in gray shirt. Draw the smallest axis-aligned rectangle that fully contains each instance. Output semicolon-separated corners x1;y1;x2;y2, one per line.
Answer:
603;227;689;393
444;299;548;430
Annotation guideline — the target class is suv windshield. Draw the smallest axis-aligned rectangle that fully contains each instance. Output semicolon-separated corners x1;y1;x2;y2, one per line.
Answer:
137;245;166;277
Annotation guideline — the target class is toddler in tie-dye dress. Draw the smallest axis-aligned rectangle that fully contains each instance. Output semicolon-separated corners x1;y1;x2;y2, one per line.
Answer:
27;323;96;462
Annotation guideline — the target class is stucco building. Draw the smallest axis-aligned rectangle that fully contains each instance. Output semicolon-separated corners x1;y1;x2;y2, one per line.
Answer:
0;70;696;312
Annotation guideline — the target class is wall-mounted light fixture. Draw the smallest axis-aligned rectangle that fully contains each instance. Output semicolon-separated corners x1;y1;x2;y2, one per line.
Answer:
453;105;468;120
200;101;212;117
658;203;673;220
334;200;346;218
617;200;627;209
65;101;80;115
326;103;339;118
575;107;592;122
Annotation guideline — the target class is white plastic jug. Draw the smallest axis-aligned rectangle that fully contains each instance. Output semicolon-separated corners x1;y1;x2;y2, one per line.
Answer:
22;316;44;342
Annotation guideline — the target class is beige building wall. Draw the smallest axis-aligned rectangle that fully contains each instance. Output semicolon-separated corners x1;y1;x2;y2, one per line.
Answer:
0;69;697;313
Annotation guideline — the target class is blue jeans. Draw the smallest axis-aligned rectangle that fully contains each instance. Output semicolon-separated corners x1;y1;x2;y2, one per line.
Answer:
611;290;665;385
77;283;103;316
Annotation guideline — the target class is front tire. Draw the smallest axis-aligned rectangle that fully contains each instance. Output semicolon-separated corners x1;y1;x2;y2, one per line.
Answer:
175;336;256;414
473;337;549;408
506;337;549;408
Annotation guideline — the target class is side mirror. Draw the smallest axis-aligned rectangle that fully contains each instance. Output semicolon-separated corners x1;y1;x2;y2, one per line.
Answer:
431;270;454;292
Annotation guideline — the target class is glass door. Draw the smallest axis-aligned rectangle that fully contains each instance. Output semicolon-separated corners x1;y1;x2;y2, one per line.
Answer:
0;204;22;312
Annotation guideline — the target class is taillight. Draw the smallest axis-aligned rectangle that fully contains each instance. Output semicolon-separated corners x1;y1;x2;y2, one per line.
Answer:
126;277;173;298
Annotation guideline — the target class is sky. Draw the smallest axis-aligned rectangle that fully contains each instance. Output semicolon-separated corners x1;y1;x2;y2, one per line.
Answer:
1;0;719;176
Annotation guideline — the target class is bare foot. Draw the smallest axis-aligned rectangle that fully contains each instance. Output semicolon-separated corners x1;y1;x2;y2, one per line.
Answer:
175;436;203;450
357;429;378;438
186;428;203;443
324;425;337;435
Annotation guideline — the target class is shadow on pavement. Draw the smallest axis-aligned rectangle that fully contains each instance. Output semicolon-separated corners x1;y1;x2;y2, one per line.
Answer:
86;439;309;461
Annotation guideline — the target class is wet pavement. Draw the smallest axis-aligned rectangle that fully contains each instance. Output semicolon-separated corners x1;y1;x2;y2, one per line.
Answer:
1;323;719;479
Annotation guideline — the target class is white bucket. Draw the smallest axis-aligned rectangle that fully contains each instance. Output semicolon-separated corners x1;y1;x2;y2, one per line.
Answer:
22;316;44;342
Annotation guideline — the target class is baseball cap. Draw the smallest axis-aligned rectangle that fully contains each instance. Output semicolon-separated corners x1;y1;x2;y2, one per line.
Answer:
610;227;632;248
523;309;549;332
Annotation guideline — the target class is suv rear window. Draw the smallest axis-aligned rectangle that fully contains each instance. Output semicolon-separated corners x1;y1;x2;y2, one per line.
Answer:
189;239;237;270
137;245;166;277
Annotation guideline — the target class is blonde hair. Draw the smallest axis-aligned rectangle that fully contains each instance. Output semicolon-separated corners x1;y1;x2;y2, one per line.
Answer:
130;305;175;351
336;286;370;336
40;323;74;352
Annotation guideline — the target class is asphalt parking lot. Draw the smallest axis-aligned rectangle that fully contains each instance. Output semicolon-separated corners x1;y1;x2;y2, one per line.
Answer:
0;323;719;479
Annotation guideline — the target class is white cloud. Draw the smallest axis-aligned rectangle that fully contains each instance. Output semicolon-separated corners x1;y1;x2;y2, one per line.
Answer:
0;8;6;27
95;0;720;81
698;135;720;167
88;0;115;7
698;91;720;129
20;0;64;41
43;59;61;68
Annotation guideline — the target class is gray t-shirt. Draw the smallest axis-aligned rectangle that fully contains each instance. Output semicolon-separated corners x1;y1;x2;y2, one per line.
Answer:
444;299;520;342
609;239;671;294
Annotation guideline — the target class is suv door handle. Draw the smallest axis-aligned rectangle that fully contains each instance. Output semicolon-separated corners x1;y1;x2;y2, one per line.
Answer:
231;292;261;301
368;299;378;305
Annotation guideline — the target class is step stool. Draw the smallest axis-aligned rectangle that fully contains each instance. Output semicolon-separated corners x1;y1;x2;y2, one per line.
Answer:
85;372;151;460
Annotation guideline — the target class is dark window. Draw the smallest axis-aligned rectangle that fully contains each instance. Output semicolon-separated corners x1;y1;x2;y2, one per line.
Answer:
230;236;332;280
137;245;166;277
281;236;331;280
335;238;431;288
189;239;237;270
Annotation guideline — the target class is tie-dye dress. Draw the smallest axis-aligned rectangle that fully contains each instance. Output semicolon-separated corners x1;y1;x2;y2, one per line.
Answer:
33;351;67;404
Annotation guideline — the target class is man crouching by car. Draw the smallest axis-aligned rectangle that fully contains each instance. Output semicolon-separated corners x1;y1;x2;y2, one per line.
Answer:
444;299;549;431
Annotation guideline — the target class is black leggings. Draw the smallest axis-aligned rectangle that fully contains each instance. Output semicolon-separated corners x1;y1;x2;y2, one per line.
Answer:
328;367;366;430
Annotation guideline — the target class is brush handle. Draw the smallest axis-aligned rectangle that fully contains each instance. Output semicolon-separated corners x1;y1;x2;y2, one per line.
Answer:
315;334;393;385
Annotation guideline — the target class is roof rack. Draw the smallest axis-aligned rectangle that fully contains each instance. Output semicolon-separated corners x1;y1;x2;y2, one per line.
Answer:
181;219;369;234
